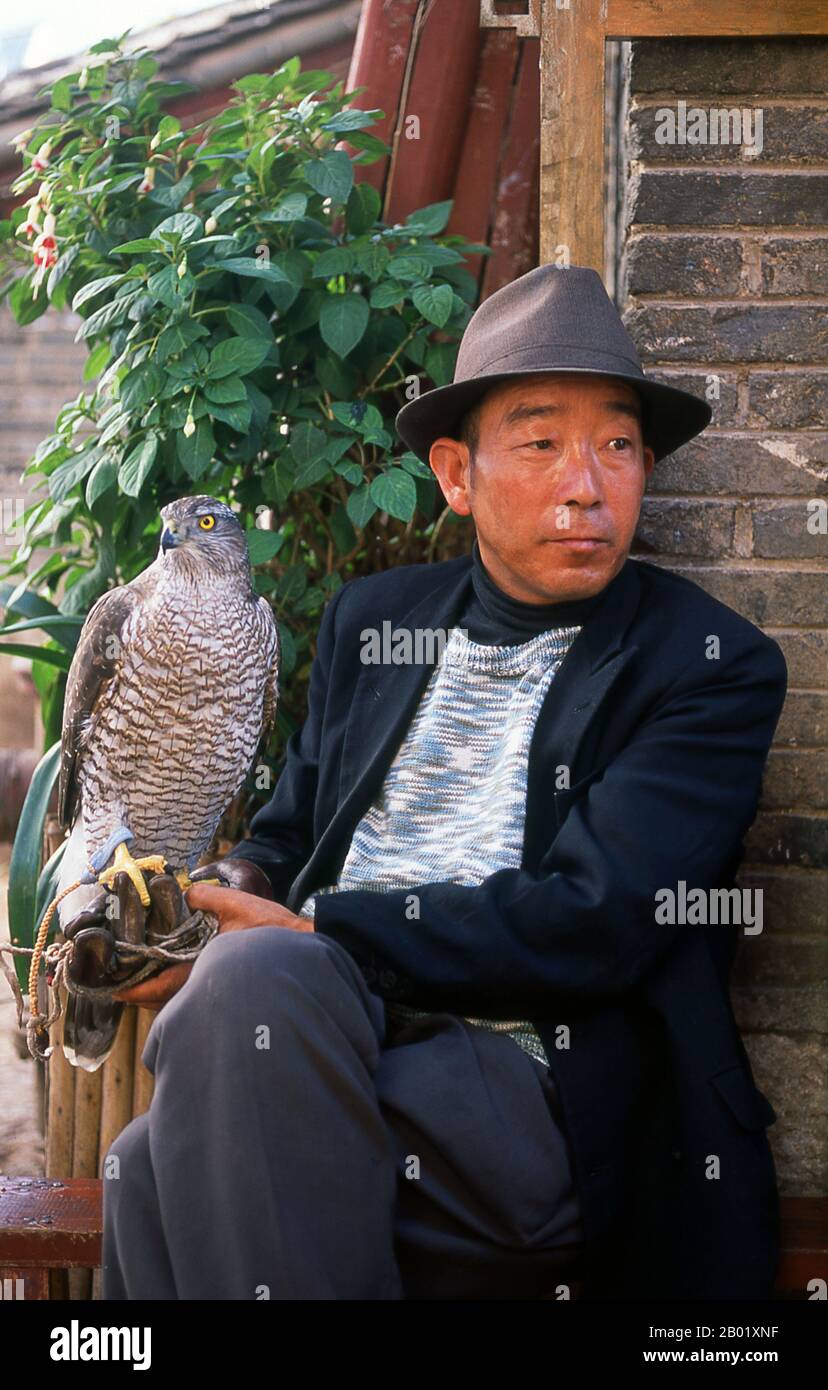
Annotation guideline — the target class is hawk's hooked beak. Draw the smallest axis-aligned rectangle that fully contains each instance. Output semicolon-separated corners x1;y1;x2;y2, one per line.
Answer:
161;526;180;553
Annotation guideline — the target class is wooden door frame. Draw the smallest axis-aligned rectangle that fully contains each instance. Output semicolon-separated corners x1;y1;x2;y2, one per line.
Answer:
480;1;828;273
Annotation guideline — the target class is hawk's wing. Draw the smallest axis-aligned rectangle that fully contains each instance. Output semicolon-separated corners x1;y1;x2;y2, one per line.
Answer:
257;596;281;745
58;586;138;831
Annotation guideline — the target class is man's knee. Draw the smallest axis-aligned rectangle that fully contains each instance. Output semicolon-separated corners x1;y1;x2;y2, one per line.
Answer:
142;927;383;1077
102;1111;151;1208
188;925;361;1005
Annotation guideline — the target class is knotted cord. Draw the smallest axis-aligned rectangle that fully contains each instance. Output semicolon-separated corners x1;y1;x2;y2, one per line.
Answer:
0;870;218;1061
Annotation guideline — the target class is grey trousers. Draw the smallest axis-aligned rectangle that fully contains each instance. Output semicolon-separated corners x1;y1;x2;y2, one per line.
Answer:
101;926;584;1300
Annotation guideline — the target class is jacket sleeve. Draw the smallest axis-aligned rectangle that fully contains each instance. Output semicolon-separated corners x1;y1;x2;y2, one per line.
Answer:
313;635;788;1013
223;581;347;902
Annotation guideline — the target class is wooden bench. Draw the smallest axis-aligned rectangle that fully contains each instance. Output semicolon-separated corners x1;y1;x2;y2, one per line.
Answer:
1;1176;825;1300
0;1176;102;1299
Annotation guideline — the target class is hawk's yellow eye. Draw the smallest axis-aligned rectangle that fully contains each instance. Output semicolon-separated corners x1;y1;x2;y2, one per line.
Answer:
199;515;216;531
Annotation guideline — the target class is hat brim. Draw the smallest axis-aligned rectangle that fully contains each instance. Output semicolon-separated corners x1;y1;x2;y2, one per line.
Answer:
395;367;712;465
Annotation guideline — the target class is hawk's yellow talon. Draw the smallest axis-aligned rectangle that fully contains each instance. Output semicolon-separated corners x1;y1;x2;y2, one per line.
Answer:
98;842;168;908
175;871;221;890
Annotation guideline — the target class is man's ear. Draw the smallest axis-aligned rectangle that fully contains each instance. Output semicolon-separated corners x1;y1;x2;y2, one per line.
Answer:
642;445;656;484
429;437;472;516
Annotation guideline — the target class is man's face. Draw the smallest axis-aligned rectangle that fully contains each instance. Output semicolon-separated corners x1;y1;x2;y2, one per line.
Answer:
429;373;656;602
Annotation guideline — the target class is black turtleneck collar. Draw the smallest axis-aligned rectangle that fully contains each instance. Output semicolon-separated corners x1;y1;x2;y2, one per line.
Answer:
459;536;616;645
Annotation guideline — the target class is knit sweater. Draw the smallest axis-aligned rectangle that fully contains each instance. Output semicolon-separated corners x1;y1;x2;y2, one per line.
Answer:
296;542;609;1067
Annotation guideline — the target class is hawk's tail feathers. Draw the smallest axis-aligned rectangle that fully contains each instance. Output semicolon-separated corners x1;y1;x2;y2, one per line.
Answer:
61;993;124;1072
55;819;100;926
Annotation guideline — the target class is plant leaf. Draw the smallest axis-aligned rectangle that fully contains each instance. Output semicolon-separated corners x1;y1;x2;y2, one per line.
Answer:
225;303;274;340
119;362;164;412
111;237;166;254
214;257;291;285
319;293;369;358
207;399;251;433
72;275;126;314
208;337;270;379
86;453;119;507
259;191;308;222
321;109;380;133
302;151;354;203
176;418;215;478
83;341;111;381
204;375;247;404
156;319;209;362
369;280;407;309
245;528;284;565
7;741;62;991
0;643;71;671
404;199;454;235
118;435;159;496
76;290;141;341
346;182;381;236
154;211;203;243
345;482;377;528
370;467;417;521
412;282;454;327
48;448;102;503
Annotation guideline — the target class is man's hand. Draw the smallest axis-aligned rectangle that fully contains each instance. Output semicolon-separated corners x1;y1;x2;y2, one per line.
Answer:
110;883;311;1011
184;882;313;936
111;962;194;1010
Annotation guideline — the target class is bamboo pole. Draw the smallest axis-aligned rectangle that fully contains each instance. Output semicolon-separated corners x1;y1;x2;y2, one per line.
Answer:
72;1056;102;1177
99;1008;138;1165
66;1062;101;1301
132;1009;156;1116
43;816;76;1184
42;832;215;1299
44;990;75;1180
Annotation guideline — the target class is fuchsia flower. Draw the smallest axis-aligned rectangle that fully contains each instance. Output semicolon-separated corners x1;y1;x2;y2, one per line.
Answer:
31;141;52;172
18;183;52;239
31;212;59;294
33;237;58;268
138;165;156;194
18;199;41;238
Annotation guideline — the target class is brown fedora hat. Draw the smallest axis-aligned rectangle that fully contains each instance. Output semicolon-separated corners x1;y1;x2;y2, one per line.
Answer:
395;264;712;464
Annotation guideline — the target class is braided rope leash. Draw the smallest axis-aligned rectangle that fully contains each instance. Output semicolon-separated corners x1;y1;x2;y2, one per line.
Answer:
1;913;219;1061
0;874;94;1052
0;858;219;1061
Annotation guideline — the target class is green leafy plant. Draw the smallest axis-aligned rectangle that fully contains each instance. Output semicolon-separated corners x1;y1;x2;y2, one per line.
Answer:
0;38;488;967
0;36;486;773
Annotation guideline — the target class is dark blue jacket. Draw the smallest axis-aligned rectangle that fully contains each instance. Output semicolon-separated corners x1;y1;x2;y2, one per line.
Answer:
227;553;788;1300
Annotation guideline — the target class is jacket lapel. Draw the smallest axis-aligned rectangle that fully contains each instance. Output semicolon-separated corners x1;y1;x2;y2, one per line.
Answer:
521;559;642;867
527;555;642;778
287;555;644;910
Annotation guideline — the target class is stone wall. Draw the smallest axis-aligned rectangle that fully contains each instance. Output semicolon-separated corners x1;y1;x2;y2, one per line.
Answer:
0;305;87;567
619;37;827;1194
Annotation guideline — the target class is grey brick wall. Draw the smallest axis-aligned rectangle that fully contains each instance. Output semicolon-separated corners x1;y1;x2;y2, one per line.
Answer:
0;303;87;563
0;305;87;755
619;38;827;1195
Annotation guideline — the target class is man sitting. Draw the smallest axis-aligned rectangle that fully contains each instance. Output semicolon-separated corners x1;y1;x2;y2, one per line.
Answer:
102;265;786;1301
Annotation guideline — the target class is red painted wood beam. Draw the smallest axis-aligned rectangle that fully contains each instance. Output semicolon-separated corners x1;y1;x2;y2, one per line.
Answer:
381;0;483;225
484;35;540;295
343;0;422;197
448;27;521;290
